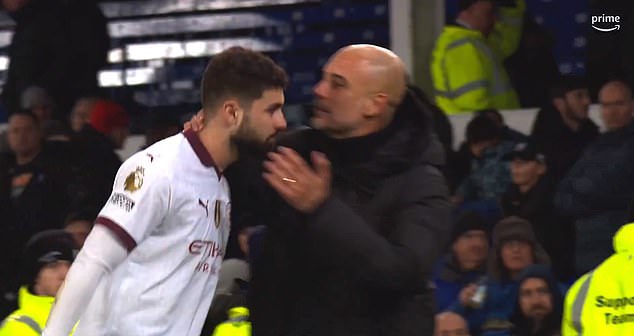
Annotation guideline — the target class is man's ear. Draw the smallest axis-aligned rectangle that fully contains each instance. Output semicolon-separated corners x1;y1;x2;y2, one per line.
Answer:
222;100;244;129
363;93;389;118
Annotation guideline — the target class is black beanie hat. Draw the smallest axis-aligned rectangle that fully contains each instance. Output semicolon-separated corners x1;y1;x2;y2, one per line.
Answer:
452;211;490;242
22;230;75;286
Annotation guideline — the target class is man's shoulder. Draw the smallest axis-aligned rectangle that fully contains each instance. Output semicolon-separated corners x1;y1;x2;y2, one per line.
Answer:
438;25;483;48
119;135;184;181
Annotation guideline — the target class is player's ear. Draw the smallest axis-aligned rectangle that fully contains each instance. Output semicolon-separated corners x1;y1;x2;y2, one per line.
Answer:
222;100;244;130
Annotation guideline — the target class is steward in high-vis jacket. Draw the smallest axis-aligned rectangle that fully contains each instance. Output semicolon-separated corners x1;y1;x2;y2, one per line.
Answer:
212;307;251;336
431;0;524;114
563;223;634;336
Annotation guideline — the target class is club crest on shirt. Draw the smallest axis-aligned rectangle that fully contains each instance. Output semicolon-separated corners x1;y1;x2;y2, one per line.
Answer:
124;166;145;193
214;200;221;228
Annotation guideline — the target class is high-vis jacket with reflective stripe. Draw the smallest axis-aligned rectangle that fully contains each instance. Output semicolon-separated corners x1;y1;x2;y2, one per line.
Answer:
430;0;524;114
562;223;634;336
0;287;56;336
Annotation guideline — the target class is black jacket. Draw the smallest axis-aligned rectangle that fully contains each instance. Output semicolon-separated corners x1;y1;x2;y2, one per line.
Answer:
246;89;452;336
530;105;598;183
501;176;575;281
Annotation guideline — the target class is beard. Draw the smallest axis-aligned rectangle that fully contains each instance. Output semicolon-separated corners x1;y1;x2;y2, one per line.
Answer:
526;304;550;320
230;121;277;157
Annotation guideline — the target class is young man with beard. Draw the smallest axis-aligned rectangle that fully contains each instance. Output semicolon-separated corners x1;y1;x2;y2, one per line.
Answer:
512;265;563;336
42;47;288;336
530;76;597;183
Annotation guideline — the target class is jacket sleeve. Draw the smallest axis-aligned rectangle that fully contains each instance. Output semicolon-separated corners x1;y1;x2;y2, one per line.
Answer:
306;165;451;293
487;0;526;58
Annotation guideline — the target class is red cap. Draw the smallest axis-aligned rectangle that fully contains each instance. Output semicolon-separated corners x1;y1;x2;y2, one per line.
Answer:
89;100;129;135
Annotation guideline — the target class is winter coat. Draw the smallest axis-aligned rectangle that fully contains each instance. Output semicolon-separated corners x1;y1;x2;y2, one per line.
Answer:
246;89;452;336
554;122;634;275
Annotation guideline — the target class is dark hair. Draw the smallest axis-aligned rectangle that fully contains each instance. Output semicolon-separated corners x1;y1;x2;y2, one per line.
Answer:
550;75;588;99
201;47;288;112
477;108;504;125
466;114;501;144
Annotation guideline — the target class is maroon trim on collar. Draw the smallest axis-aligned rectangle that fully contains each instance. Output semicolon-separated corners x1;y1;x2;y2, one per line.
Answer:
183;129;222;178
95;217;136;252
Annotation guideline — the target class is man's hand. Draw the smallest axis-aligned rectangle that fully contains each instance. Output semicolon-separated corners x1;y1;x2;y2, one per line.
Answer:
183;110;204;131
262;146;331;213
459;283;478;307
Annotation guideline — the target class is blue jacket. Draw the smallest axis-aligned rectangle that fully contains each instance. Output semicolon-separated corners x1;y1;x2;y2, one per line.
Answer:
432;254;485;312
449;278;518;335
554;122;634;275
458;140;516;202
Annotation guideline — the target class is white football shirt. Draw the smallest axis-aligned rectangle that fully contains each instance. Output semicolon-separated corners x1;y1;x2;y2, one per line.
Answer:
74;129;231;336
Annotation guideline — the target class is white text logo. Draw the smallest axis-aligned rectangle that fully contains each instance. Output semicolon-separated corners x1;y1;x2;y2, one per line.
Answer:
592;14;621;32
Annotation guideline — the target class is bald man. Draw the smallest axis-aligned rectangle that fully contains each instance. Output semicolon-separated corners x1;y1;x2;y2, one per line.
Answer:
435;312;470;336
237;44;452;336
598;80;634;132
555;80;634;275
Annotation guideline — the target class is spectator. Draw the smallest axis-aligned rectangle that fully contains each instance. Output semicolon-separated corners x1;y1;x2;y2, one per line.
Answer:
20;86;70;142
435;311;470;336
450;217;550;335
62;209;96;249
511;265;563;336
69;97;99;133
0;87;68;153
477;109;527;142
0;112;70;317
501;143;575;281
69;99;129;210
446;109;525;194
530;76;598;182
431;0;524;114
0;230;74;335
554;80;634;276
433;211;489;312
245;44;451;336
454;114;516;207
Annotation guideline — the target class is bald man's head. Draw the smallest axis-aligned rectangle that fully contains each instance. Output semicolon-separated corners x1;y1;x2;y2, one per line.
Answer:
599;80;634;131
334;44;408;106
311;44;409;138
435;312;469;336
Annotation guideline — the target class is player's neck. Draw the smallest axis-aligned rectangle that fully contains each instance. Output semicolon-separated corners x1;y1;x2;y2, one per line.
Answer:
198;126;237;172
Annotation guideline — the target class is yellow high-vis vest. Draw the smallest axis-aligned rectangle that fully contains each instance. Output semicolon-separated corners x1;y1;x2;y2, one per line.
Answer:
563;223;634;336
430;0;524;114
0;287;58;336
212;306;251;336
